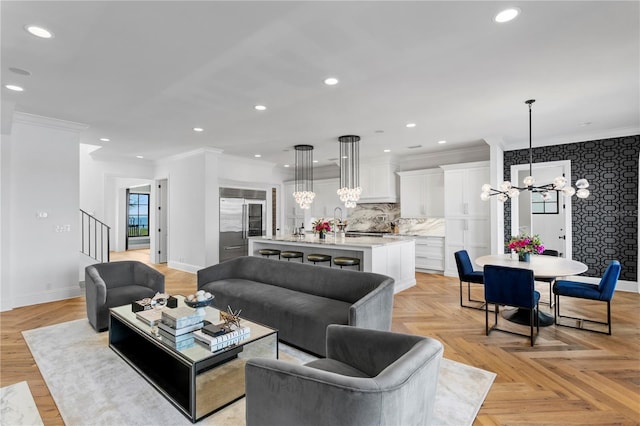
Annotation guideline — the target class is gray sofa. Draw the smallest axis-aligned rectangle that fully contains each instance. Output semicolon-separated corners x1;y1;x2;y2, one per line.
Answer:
245;324;444;426
85;261;165;332
197;256;395;356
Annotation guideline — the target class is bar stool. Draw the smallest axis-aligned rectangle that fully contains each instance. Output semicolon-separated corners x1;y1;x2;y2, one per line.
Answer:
258;249;281;260
281;250;304;263
307;254;332;266
333;257;361;271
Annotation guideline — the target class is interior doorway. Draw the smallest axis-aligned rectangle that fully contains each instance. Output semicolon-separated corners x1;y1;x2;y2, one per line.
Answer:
125;185;151;251
510;161;573;258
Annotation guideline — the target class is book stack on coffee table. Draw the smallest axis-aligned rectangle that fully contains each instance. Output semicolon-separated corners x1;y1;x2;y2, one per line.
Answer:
157;307;203;350
193;323;250;352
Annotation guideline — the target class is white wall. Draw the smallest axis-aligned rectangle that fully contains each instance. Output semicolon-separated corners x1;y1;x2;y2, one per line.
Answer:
1;135;11;311
5;113;87;309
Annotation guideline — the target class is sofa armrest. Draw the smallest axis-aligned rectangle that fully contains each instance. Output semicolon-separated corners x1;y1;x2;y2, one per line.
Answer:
245;358;381;426
85;265;107;305
197;261;237;290
348;277;394;331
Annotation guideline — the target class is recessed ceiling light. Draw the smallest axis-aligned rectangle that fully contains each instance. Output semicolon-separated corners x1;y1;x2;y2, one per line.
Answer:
136;155;144;159
284;164;290;168
324;77;339;86
193;127;204;132
25;25;54;39
438;140;447;144
494;8;520;23
254;154;262;158
312;160;318;163
8;67;31;76
383;149;391;153
99;138;110;142
254;105;267;111
4;84;24;92
406;123;416;128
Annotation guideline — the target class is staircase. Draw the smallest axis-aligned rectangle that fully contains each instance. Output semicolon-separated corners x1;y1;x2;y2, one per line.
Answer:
80;209;111;263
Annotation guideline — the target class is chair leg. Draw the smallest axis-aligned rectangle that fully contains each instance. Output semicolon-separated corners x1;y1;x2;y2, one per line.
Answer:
460;280;464;307
530;308;534;346
485;303;489;336
607;300;611;335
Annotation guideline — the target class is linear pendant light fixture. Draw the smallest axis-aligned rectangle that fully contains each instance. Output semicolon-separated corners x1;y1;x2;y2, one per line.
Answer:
481;99;590;202
293;144;315;209
337;135;362;208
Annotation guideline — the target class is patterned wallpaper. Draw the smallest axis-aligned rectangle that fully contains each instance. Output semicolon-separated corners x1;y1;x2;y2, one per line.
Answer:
503;134;639;281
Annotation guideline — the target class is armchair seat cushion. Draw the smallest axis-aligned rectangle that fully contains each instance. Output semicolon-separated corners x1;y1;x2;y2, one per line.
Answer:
305;358;370;378
554;280;601;300
462;271;484;284
105;285;158;307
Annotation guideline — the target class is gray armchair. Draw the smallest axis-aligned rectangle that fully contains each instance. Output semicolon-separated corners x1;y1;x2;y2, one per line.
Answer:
85;261;165;332
245;324;444;426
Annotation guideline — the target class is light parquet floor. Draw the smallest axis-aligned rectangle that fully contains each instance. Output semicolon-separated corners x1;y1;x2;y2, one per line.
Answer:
1;249;639;425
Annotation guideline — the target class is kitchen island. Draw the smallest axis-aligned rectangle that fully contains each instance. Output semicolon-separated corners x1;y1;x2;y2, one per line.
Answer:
248;235;416;293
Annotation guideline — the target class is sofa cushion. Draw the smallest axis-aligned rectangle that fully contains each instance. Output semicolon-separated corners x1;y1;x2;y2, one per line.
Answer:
202;278;351;356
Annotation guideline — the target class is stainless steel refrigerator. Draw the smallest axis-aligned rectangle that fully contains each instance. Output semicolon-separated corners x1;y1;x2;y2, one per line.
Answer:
219;188;267;262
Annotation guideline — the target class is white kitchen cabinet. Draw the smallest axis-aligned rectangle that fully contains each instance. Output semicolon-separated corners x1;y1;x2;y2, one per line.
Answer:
441;162;490;276
359;159;398;203
283;181;304;233
414;236;445;272
397;168;444;218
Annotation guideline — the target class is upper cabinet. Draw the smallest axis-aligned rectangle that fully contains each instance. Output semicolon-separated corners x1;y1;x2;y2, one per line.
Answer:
359;159;398;203
397;168;444;218
442;163;490;218
440;161;490;276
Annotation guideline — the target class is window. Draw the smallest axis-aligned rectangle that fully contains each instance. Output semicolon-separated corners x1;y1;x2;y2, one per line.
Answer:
128;193;149;236
531;191;558;214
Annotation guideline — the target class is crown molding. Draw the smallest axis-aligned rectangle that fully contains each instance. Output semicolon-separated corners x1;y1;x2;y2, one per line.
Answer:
12;111;88;132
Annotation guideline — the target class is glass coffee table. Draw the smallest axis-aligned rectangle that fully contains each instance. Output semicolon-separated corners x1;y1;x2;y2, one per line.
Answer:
109;295;278;423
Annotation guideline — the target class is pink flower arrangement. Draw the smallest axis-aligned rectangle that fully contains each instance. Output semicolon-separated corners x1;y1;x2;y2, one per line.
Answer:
314;220;332;234
507;234;544;255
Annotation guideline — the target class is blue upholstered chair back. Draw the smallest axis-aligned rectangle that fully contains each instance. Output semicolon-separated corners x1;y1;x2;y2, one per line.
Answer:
598;260;621;301
454;250;474;277
484;265;537;309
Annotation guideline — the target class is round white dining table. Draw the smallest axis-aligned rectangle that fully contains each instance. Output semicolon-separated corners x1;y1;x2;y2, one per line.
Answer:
475;254;588;279
474;254;588;326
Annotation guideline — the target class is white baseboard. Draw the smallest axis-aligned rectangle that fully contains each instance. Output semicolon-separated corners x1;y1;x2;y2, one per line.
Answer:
13;287;83;308
167;260;201;274
394;277;416;294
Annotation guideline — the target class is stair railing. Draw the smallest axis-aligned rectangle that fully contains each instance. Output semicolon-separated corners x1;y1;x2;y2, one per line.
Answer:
80;209;111;263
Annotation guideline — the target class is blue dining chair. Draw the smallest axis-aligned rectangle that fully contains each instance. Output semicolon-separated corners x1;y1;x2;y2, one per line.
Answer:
454;250;485;310
484;265;540;346
553;260;621;335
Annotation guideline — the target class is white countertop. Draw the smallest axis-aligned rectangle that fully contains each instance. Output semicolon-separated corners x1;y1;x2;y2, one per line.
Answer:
249;235;414;249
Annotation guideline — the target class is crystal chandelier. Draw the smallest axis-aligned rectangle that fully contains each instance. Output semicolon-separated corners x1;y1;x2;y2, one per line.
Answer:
292;144;315;209
337;135;362;208
481;99;590;202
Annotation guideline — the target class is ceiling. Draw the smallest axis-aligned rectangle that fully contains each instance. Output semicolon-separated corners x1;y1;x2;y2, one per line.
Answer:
1;1;638;168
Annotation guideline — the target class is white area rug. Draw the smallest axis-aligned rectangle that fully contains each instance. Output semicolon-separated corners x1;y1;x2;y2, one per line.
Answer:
0;381;44;426
23;319;495;425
